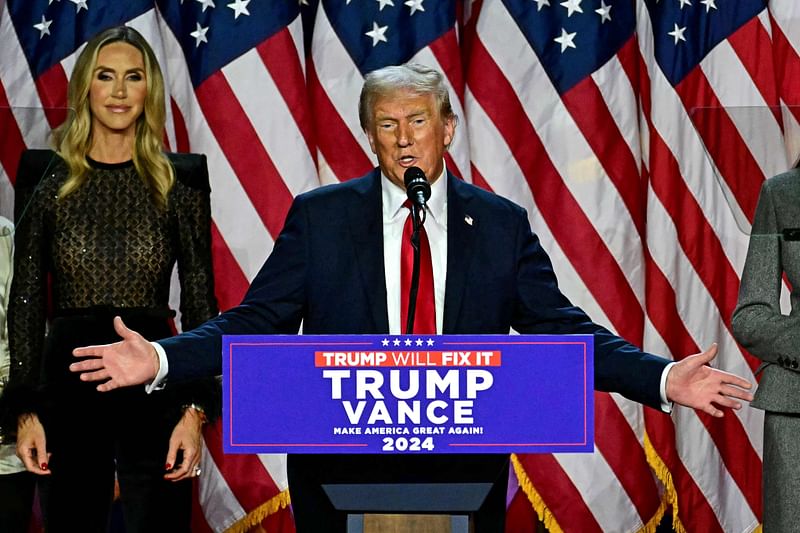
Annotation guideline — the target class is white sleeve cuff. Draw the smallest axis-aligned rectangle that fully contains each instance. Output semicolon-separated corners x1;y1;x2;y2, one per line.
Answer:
660;361;676;413
145;342;169;394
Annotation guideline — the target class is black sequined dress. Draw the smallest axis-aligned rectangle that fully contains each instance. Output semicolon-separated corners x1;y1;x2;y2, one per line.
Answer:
6;149;218;532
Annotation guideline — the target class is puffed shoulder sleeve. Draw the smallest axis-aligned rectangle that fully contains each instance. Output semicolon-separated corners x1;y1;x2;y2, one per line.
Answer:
164;153;220;418
6;150;59;406
169;153;218;330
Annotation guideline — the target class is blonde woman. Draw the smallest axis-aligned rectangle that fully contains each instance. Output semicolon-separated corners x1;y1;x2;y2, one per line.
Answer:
5;26;217;532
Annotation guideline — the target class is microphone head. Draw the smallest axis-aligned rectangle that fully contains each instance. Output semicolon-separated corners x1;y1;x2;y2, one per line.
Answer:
404;166;431;204
404;166;427;188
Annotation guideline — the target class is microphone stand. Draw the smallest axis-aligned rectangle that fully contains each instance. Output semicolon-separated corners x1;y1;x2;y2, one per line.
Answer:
405;202;426;334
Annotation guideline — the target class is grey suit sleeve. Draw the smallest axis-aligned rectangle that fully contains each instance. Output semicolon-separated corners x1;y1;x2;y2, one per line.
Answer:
732;179;800;366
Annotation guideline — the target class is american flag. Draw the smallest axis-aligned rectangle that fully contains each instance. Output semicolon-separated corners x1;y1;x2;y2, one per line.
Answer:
1;0;799;532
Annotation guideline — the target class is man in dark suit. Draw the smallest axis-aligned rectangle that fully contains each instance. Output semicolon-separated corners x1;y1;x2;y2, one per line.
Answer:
70;63;753;531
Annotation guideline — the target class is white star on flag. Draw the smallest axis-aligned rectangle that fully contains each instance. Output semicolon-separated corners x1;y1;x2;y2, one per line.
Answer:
559;0;583;17
376;0;394;11
534;0;550;11
196;0;215;13
404;0;425;15
678;0;692;9
554;28;577;52
700;0;717;11
227;0;250;19
33;15;52;38
69;0;88;12
365;21;388;46
595;1;612;23
190;22;209;47
668;23;687;44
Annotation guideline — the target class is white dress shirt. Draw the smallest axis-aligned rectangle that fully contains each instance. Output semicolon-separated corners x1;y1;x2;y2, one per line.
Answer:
382;166;447;335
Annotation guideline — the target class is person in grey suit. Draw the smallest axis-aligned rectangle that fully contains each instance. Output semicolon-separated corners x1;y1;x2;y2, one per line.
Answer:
733;169;800;532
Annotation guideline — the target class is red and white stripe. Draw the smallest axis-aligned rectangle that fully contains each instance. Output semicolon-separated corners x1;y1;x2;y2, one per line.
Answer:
466;1;663;531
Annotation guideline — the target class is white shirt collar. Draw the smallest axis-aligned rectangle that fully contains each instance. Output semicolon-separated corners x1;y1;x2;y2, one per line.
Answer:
381;163;448;225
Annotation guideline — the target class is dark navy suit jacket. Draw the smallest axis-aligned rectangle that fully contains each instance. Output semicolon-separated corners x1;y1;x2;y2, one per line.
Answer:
163;169;669;409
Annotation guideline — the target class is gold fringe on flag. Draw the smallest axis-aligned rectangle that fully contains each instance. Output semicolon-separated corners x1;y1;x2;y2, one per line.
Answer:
224;489;292;533
512;451;670;533
510;453;564;533
641;495;669;533
643;430;687;533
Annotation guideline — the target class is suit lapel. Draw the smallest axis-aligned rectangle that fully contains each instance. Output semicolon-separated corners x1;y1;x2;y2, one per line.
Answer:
346;169;390;332
443;173;479;333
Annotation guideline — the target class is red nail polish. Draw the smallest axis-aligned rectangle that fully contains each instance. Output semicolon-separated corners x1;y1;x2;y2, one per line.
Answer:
41;463;48;470
165;463;172;470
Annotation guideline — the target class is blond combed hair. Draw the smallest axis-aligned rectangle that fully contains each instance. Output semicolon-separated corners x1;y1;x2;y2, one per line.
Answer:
53;26;174;209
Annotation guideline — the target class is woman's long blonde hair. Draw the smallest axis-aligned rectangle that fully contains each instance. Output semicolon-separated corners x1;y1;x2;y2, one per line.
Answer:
53;26;174;208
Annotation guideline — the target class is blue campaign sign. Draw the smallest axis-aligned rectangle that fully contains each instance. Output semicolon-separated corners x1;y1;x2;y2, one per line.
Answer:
222;334;593;454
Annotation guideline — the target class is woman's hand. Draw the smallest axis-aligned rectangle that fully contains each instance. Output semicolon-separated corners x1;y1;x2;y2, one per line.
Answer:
16;413;51;475
164;406;205;481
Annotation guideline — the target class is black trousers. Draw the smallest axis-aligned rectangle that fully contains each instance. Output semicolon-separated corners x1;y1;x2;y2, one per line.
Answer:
0;470;36;533
37;312;192;533
287;453;509;533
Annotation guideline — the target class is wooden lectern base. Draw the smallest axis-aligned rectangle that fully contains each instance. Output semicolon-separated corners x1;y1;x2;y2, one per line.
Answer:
363;514;455;533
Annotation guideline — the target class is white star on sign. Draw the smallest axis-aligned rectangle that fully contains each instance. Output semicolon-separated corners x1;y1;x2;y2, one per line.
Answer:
382;338;390;346
190;23;209;47
393;338;401;346
405;338;413;346
416;338;424;346
595;0;612;23
197;0;215;12
534;0;550;11
69;0;88;12
559;0;583;17
34;15;53;38
426;338;435;346
377;0;394;10
554;28;577;52
365;21;388;46
405;0;425;15
227;0;250;18
700;0;717;11
668;23;687;44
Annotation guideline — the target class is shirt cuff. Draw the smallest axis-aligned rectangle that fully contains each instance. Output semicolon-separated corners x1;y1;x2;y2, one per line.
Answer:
144;342;169;394
660;361;676;413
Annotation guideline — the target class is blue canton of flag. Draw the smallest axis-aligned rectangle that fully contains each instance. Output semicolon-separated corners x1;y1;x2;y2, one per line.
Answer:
644;0;766;86
155;0;299;87
501;0;635;94
8;0;152;77
322;0;455;74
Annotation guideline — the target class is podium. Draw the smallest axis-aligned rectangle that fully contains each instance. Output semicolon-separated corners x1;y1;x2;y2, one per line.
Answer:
327;482;496;533
223;334;594;532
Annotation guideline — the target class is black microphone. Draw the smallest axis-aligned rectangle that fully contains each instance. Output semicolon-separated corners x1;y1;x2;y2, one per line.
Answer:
404;166;431;208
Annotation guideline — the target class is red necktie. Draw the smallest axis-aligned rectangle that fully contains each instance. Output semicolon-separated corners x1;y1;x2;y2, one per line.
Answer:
400;200;436;334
